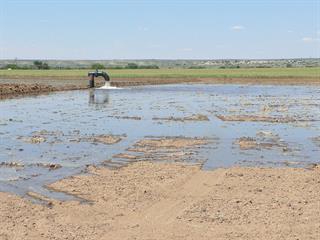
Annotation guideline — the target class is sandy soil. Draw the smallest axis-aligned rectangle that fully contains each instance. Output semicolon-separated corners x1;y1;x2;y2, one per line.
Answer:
0;162;319;240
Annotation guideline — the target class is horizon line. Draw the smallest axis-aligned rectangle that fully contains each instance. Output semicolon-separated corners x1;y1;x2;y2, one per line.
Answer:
1;57;319;61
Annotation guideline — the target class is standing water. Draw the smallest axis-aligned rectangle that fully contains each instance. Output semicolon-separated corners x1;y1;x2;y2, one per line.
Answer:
0;84;319;200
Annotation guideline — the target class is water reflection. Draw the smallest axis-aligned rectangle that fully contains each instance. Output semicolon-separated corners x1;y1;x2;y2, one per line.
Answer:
89;89;110;105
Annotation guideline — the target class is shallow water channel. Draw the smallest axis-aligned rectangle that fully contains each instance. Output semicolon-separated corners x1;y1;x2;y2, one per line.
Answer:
0;84;319;200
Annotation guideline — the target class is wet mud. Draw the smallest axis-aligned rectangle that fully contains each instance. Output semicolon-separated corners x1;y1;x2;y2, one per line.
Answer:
103;136;215;169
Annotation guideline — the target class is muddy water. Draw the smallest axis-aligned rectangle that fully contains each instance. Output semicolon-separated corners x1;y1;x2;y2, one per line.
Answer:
0;84;319;200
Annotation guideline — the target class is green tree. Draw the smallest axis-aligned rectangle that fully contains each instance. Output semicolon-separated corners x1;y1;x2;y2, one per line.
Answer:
42;63;50;69
33;61;50;69
139;65;159;69
5;64;19;69
91;63;105;69
125;63;139;69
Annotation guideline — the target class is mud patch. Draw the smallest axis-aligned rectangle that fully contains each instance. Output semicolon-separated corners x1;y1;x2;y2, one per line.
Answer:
133;136;208;149
20;130;125;145
109;136;217;166
18;135;47;144
236;159;307;168
235;131;287;151
108;115;142;120
0;161;61;171
217;114;302;123
153;114;209;122
0;162;24;170
33;163;62;170
77;134;125;145
19;130;65;144
33;130;64;136
312;136;320;148
113;153;139;160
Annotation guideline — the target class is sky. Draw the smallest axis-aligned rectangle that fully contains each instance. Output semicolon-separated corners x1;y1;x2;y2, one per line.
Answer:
0;0;319;60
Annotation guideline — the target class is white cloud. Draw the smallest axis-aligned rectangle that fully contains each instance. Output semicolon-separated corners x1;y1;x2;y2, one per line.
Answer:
231;25;245;31
302;37;319;43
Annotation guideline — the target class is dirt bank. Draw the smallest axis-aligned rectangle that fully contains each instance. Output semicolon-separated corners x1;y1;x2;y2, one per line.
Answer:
0;162;319;240
0;83;87;99
1;76;320;99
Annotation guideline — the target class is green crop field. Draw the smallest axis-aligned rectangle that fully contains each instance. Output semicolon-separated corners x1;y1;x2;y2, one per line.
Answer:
0;67;319;80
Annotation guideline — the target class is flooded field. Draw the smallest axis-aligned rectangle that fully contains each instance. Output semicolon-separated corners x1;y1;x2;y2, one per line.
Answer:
0;84;319;200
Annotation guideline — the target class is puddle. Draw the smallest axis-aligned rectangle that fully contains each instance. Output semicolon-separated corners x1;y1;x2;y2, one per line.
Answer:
0;84;319;200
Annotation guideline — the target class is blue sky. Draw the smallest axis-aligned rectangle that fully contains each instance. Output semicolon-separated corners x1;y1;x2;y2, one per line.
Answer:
0;0;319;59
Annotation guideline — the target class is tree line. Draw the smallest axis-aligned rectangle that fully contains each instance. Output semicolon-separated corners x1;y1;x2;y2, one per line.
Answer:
2;62;160;70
